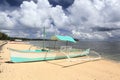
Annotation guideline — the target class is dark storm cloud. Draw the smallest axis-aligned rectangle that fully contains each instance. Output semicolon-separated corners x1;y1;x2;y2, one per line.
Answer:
92;27;120;32
0;0;22;6
5;0;24;6
0;0;74;9
48;0;74;8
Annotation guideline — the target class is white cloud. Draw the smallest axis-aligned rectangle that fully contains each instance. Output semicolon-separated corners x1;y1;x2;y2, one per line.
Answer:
0;12;14;28
68;0;104;25
0;0;120;40
50;5;69;28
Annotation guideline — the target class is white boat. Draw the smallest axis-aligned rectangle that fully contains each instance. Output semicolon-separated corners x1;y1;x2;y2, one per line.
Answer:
8;48;90;63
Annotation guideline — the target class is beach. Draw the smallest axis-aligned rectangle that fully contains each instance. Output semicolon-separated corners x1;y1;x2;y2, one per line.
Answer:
0;41;120;80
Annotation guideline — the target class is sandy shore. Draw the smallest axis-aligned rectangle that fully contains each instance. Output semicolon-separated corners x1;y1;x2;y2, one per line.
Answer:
0;42;120;80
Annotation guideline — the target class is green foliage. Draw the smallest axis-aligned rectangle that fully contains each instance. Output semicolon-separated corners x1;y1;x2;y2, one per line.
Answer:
0;32;8;40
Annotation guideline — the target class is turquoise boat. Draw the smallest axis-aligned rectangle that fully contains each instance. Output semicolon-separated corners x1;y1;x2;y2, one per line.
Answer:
8;35;92;63
9;48;90;63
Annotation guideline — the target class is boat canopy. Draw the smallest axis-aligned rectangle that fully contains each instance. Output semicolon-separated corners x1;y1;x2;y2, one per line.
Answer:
51;35;76;43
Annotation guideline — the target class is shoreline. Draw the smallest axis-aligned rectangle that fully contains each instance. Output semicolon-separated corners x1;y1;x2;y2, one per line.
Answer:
0;41;7;47
0;40;8;73
0;42;120;80
0;40;7;51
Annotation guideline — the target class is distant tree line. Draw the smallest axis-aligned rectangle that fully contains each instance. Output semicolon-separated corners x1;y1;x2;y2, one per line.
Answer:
0;32;9;40
0;32;79;41
0;32;51;41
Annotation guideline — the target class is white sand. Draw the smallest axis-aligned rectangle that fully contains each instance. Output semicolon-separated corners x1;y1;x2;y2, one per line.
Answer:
0;42;120;80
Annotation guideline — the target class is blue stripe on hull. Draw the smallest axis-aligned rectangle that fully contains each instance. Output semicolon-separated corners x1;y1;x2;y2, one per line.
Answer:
11;56;67;62
11;53;88;62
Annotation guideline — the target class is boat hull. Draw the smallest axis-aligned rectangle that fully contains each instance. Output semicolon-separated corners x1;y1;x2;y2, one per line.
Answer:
11;55;67;62
10;52;66;62
9;48;90;63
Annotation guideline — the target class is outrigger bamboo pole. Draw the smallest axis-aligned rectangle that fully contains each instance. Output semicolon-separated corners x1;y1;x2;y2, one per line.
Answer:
42;27;46;51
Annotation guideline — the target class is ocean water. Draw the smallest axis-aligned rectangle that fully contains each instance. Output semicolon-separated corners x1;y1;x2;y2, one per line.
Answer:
28;41;120;62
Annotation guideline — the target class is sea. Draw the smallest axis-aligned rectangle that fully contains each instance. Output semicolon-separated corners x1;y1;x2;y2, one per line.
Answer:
28;41;120;62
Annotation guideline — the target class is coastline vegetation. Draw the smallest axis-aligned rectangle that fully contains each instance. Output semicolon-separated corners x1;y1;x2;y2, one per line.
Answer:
0;32;79;41
0;32;9;40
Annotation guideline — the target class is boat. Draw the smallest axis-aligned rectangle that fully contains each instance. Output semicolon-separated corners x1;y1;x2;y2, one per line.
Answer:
8;35;101;63
8;48;90;63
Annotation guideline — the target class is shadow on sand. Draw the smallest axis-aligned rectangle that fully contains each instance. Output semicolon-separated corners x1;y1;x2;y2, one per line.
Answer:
46;59;102;68
5;59;102;68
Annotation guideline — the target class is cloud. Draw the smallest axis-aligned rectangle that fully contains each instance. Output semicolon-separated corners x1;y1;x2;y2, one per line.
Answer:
48;0;74;8
0;12;14;29
0;0;120;40
68;0;120;40
92;27;120;32
50;6;69;28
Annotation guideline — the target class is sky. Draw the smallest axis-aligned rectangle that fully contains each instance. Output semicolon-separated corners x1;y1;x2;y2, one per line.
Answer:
0;0;120;40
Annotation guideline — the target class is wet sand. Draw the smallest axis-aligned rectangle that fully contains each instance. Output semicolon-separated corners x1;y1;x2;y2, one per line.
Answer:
0;42;120;80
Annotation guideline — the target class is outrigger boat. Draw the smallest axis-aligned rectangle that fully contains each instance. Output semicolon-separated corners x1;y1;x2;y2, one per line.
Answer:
8;35;101;63
9;48;90;63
